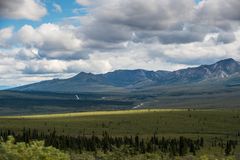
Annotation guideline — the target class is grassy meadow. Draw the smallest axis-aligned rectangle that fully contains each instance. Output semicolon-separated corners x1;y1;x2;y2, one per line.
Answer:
1;109;240;159
0;109;239;138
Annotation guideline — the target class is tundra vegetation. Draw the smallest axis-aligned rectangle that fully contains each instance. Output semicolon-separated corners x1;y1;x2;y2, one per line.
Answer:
0;109;240;159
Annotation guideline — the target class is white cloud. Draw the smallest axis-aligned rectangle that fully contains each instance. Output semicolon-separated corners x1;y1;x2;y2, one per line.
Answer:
23;58;112;74
23;59;68;74
67;59;112;73
53;3;62;13
88;49;191;72
79;0;196;45
76;0;92;6
195;0;240;30
16;48;39;60
197;0;240;21
1;0;240;86
0;50;25;75
17;23;83;59
154;29;240;65
0;0;47;21
0;27;13;47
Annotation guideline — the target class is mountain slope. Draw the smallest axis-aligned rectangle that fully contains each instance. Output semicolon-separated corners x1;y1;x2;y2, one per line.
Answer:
158;58;240;84
12;58;240;93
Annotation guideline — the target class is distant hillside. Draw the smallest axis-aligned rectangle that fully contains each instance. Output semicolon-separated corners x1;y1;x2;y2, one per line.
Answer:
12;58;240;93
2;58;240;115
0;86;12;90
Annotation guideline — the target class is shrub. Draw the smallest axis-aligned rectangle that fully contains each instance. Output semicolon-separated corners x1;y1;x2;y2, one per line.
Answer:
0;136;70;160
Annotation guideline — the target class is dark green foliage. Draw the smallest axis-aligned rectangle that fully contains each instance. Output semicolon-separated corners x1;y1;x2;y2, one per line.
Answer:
225;140;238;156
0;136;70;160
225;141;232;156
0;128;212;156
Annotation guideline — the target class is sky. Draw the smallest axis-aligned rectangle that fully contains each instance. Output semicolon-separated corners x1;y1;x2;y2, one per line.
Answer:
0;0;240;86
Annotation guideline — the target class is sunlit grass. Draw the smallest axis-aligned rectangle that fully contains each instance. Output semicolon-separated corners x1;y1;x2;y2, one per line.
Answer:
0;108;239;138
0;109;189;119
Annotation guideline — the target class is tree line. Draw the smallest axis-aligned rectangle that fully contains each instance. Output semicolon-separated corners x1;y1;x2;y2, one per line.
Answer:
0;128;237;156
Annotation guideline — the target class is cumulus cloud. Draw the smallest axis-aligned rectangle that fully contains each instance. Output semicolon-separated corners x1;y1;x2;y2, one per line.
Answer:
195;0;240;30
97;0;194;30
0;27;13;47
16;48;39;60
23;59;68;74
1;0;240;86
78;0;240;47
78;0;240;60
23;58;112;74
155;29;240;65
0;49;25;75
76;0;93;6
197;0;240;21
216;32;236;44
80;0;196;45
0;0;47;20
132;30;205;44
17;23;83;59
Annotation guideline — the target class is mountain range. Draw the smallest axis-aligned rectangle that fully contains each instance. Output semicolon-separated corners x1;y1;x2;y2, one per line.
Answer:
1;58;240;115
12;58;240;93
